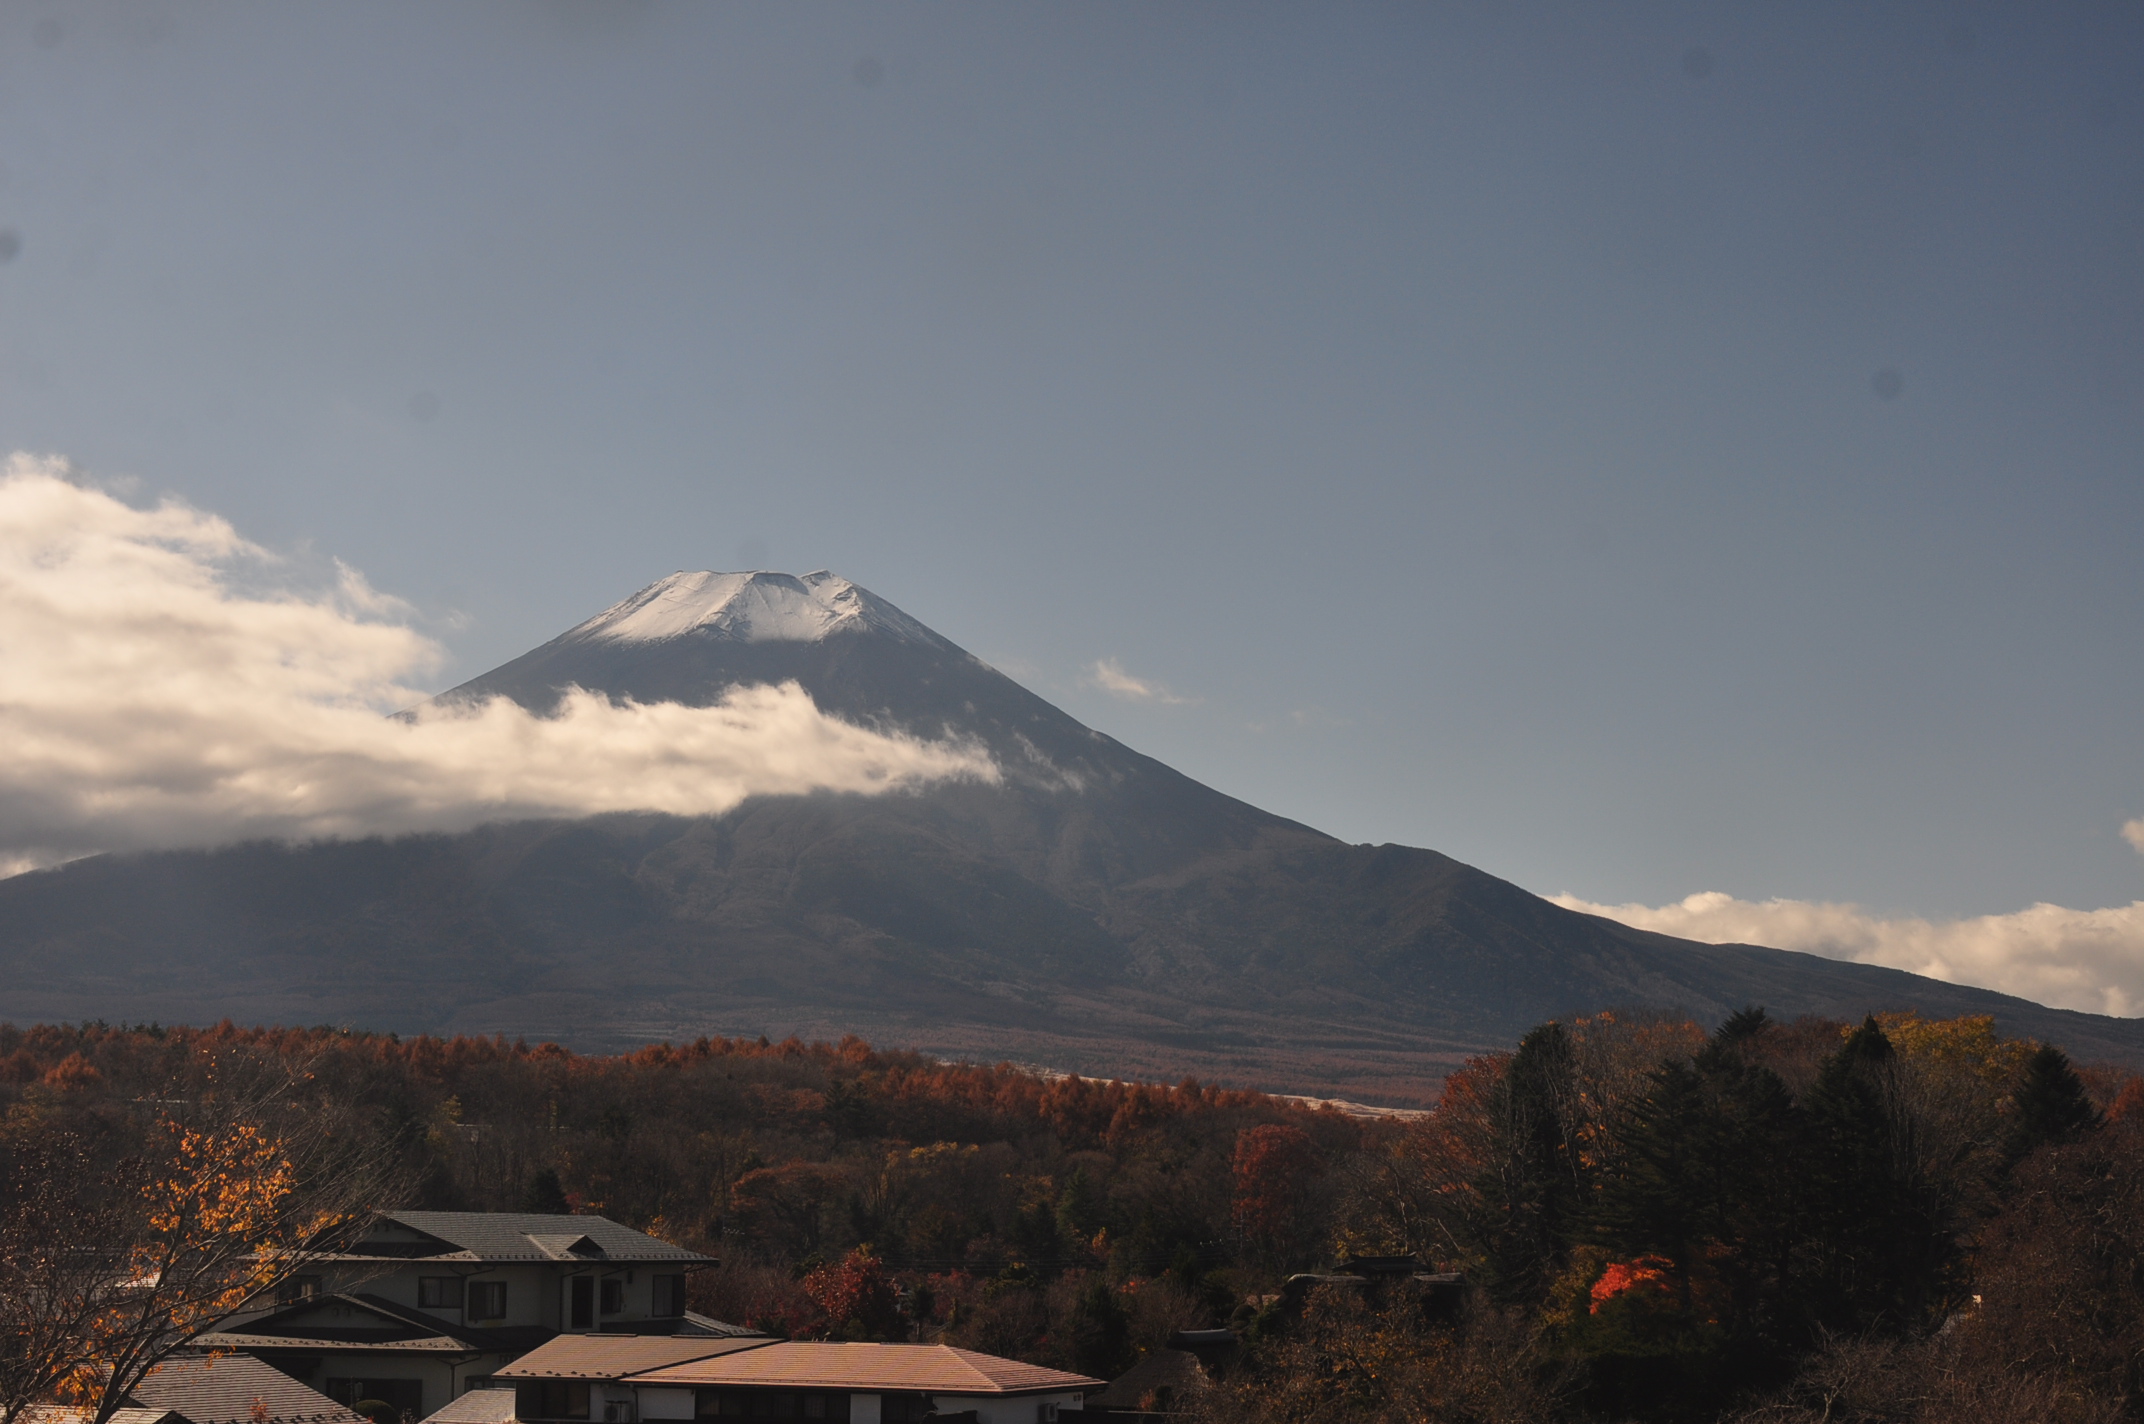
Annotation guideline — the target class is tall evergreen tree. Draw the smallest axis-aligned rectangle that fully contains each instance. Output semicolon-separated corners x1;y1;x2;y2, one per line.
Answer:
1799;1017;1950;1334
2003;1044;2103;1165
1470;1022;1584;1304
1591;1009;1802;1337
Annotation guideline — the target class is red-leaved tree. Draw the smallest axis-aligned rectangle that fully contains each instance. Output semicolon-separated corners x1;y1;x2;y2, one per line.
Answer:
1233;1124;1322;1268
802;1246;902;1340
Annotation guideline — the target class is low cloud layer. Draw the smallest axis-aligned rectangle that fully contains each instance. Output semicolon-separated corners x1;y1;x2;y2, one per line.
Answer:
1088;657;1192;705
0;456;995;869
1553;874;2144;1019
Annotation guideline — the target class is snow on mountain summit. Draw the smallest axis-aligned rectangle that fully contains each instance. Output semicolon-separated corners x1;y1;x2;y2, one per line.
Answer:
566;570;946;647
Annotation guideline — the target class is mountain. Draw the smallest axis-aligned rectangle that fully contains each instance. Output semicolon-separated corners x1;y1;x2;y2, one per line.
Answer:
3;570;2140;1104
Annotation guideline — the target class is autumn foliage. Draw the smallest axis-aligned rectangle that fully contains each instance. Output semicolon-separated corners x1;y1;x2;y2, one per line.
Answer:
9;1010;2142;1423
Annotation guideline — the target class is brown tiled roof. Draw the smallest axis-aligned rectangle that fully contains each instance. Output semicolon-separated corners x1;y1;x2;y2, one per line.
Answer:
495;1335;777;1381
417;1390;519;1424
129;1352;366;1424
628;1344;1103;1396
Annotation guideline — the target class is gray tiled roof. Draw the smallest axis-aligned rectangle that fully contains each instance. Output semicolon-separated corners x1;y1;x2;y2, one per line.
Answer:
22;1408;188;1424
193;1294;510;1354
129;1353;366;1424
342;1213;710;1264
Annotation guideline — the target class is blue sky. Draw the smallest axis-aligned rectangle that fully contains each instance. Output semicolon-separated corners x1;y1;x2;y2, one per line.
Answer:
0;1;2139;939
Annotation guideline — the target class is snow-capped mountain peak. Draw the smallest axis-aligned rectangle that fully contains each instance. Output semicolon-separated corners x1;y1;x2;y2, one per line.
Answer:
565;570;944;647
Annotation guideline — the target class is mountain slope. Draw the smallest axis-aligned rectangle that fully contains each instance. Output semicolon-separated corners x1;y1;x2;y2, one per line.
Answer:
2;570;2138;1103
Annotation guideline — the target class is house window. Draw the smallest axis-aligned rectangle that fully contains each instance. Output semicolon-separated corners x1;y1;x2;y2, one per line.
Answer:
653;1275;686;1317
694;1395;849;1421
327;1380;423;1417
520;1383;590;1421
468;1281;507;1320
418;1277;464;1310
569;1277;595;1329
276;1275;324;1305
599;1279;625;1315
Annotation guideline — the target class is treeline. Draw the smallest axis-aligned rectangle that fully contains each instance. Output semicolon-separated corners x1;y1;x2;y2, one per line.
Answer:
7;1010;2144;1422
1221;1009;2144;1424
0;1022;1368;1379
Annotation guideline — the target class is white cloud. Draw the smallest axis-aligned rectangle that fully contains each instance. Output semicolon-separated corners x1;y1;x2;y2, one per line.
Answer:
0;455;996;869
2124;818;2144;857
1087;657;1192;705
1551;887;2144;1019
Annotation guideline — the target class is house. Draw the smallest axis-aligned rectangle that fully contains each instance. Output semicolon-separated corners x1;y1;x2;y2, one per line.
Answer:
194;1212;723;1420
189;1292;525;1421
569;1339;1099;1424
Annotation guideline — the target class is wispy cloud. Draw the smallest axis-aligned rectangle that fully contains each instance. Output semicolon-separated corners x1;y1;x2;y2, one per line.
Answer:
0;455;996;871
1087;657;1193;705
1553;851;2144;1019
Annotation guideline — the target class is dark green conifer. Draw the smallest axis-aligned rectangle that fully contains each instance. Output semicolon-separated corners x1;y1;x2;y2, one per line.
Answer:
1056;1165;1106;1242
521;1167;570;1214
2004;1044;2103;1165
1471;1021;1583;1304
1799;1017;1948;1334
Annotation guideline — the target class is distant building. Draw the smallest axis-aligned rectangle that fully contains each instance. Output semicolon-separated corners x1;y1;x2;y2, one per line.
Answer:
497;1336;1102;1424
194;1212;722;1420
1086;1330;1238;1417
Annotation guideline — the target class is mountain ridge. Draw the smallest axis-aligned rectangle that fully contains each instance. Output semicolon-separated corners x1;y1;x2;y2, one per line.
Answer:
3;568;2139;1104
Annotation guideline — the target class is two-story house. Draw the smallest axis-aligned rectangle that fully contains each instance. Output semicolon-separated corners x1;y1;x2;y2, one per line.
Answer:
196;1212;728;1420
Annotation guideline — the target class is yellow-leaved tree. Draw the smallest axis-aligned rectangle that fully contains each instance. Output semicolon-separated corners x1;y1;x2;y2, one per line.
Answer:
0;1053;399;1424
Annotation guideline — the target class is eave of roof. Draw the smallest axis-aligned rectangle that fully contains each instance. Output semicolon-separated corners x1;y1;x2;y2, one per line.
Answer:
190;1333;486;1355
624;1344;1103;1396
495;1335;777;1380
192;1293;508;1353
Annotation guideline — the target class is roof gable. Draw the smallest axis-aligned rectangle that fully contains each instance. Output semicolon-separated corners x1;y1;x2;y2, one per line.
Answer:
525;1233;604;1261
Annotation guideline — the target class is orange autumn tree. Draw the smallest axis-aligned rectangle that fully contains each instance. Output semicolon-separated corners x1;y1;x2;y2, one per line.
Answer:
2;1056;397;1424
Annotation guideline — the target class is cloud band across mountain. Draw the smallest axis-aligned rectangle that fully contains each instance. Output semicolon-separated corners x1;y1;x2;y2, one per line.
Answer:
1552;886;2144;1019
0;456;996;870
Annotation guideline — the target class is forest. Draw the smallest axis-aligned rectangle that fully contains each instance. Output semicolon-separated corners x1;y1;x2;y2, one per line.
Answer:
3;1007;2142;1424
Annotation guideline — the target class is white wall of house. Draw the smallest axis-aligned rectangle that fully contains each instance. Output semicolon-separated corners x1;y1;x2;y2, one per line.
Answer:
621;1388;1081;1424
262;1345;511;1417
635;1389;694;1421
925;1392;1085;1424
277;1261;687;1335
